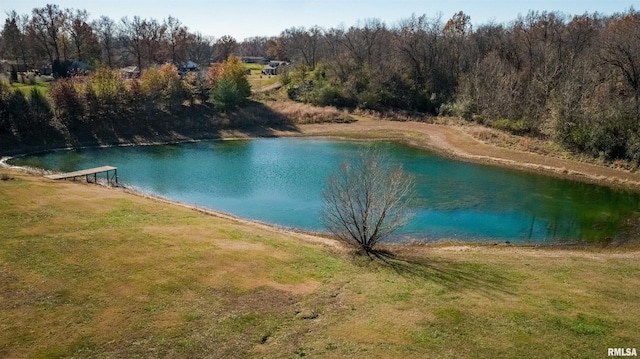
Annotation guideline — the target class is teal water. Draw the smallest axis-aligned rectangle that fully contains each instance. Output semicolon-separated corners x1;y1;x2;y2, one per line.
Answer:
12;138;640;243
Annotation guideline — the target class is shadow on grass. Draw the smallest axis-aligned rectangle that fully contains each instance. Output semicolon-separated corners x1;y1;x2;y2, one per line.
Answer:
370;249;516;297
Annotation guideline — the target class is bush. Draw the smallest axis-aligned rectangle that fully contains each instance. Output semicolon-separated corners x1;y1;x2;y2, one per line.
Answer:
279;67;291;86
224;57;251;100
287;81;313;102
557;122;591;153
6;90;30;130
210;77;241;111
305;84;350;107
52;60;72;78
207;55;251;110
287;86;301;101
357;89;384;111
492;118;533;136
439;99;475;120
50;79;84;125
28;88;52;125
588;121;630;160
140;67;164;105
322;148;414;255
0;83;10;133
626;131;640;165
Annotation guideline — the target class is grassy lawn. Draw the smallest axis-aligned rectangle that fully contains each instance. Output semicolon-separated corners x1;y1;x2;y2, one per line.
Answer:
3;78;52;98
243;63;281;91
0;169;639;358
248;74;280;91
244;63;265;75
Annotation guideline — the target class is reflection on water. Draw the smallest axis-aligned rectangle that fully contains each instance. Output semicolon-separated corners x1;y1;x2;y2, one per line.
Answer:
12;138;640;243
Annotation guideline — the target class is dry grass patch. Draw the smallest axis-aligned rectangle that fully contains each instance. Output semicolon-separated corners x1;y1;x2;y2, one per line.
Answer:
265;101;354;124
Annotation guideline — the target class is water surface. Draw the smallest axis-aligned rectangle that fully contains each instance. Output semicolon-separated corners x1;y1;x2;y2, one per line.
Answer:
13;138;640;243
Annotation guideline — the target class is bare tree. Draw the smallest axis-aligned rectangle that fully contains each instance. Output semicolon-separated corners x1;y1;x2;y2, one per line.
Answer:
443;11;473;81
266;37;286;60
394;13;448;105
213;35;237;62
67;9;99;63
140;18;165;66
322;148;414;255
93;15;117;67
119;16;166;69
281;26;322;68
600;10;640;122
119;16;145;69
163;15;188;64
186;32;213;65
239;36;269;57
29;4;68;64
340;19;386;67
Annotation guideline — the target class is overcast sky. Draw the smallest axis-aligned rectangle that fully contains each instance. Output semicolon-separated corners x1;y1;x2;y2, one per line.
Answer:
1;0;636;40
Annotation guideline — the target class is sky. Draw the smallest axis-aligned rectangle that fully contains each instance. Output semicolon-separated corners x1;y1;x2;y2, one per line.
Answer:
1;0;637;40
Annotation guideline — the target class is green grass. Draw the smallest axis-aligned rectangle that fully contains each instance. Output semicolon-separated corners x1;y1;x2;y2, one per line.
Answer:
244;63;266;75
1;169;639;358
248;74;280;90
243;63;281;90
4;79;51;98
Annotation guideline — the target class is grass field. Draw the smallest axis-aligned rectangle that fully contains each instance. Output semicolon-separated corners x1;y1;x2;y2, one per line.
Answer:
248;74;280;91
3;78;52;98
244;63;265;74
1;169;639;358
243;63;281;90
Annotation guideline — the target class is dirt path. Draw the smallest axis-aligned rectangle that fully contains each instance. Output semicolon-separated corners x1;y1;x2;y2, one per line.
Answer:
268;117;640;191
251;81;282;93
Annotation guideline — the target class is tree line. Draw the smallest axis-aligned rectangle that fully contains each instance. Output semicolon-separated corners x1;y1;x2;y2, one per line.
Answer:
275;9;640;163
0;4;261;73
2;5;640;163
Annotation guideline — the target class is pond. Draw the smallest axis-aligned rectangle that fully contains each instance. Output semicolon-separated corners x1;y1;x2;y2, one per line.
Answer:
11;138;640;243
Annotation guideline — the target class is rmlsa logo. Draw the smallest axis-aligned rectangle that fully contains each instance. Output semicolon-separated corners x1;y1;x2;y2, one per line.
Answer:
608;348;637;357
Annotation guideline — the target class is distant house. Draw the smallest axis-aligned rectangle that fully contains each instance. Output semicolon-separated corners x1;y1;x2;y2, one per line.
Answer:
242;56;266;64
262;61;288;76
262;65;278;76
181;60;198;72
39;64;52;76
71;60;90;71
120;66;140;79
69;61;90;76
175;61;199;79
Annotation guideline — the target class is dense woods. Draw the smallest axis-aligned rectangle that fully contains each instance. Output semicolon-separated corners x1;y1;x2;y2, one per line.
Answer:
277;10;640;163
1;5;640;163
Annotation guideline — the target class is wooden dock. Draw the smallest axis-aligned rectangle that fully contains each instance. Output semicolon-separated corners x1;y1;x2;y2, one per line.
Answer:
45;166;118;185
